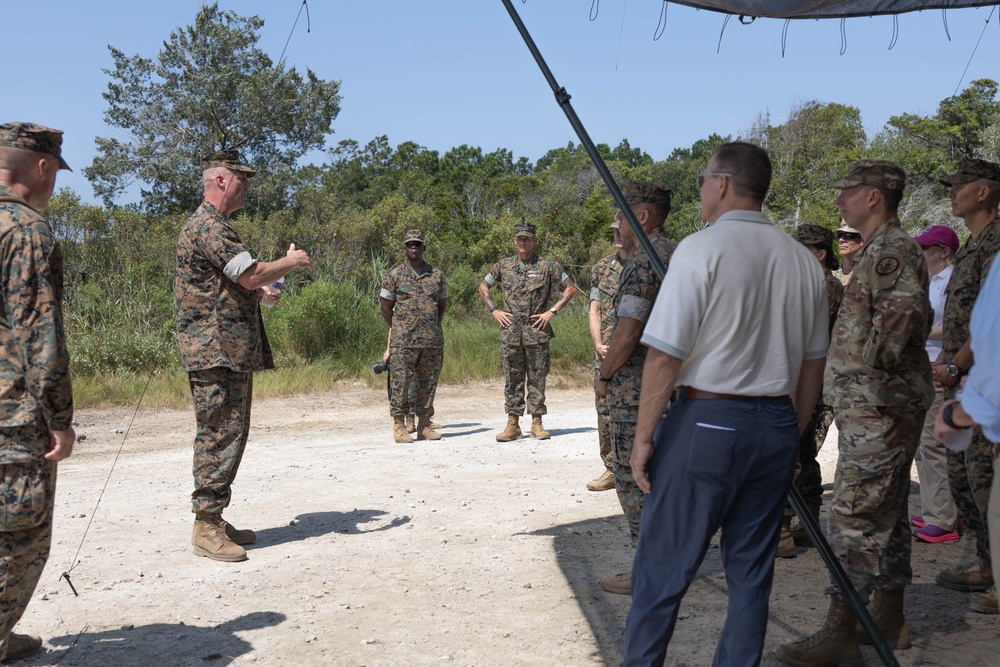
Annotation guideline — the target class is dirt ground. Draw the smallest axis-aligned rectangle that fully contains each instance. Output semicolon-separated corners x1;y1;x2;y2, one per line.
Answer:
12;382;998;666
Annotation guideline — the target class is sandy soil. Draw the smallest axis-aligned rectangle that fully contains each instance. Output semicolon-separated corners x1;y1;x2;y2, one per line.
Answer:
12;382;998;666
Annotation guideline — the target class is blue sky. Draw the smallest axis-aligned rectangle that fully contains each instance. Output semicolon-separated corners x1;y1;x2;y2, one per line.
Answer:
6;1;1000;205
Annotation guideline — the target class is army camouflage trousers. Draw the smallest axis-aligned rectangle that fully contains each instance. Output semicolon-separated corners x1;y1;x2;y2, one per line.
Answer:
1;459;56;661
389;346;443;418
610;418;644;548
827;406;923;598
593;366;613;471
791;403;833;507
500;342;550;416
189;367;253;515
947;430;995;563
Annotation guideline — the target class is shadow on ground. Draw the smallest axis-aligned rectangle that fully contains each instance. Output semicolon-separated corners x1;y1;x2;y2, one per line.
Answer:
252;509;410;548
36;611;286;666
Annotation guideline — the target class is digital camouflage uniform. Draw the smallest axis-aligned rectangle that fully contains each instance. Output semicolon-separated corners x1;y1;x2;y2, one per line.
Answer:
608;230;676;547
590;252;624;472
793;226;845;508
380;261;447;418
176;200;273;515
941;214;1000;564
1;174;72;658
484;254;571;416
824;217;933;598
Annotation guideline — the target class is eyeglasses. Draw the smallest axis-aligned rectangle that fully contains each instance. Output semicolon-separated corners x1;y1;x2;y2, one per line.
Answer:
836;232;862;241
696;172;734;188
404;241;423;248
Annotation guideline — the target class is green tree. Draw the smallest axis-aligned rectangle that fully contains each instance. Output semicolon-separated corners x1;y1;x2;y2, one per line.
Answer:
85;2;342;215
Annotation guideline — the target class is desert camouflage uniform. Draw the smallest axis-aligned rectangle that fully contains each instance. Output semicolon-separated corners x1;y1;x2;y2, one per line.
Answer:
942;216;1000;563
591;252;624;472
380;262;447;418
484;255;572;416
1;184;72;659
793;271;844;506
824;219;933;597
176;200;273;515
607;231;676;547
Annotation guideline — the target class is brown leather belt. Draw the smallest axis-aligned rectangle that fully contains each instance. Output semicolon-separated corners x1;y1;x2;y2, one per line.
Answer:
683;387;758;401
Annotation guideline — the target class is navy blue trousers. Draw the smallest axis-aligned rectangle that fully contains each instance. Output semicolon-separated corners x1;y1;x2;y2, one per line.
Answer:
622;395;798;667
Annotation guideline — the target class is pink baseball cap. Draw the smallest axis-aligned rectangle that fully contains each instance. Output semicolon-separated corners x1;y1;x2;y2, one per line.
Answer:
913;225;960;253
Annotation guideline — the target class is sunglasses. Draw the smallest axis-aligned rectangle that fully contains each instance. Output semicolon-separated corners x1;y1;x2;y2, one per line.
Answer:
405;241;423;248
836;232;861;241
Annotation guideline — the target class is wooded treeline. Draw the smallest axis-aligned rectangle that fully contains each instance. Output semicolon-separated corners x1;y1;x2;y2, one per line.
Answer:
47;4;1000;381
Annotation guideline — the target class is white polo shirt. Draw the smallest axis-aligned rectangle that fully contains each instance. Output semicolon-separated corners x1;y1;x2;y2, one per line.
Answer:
641;210;829;396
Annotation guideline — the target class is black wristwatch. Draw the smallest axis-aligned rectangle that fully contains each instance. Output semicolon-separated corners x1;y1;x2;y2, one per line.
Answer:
942;401;972;430
489;305;497;313
946;362;964;378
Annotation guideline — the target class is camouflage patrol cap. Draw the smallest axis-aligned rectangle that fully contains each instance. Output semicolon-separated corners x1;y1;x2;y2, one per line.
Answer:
403;229;425;244
796;224;834;247
831;160;906;192
200;149;256;177
514;221;537;238
938;157;1000;186
624;179;672;210
0;122;71;171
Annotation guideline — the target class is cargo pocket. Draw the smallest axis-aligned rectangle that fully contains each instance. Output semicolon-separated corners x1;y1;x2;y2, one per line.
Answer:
0;462;51;532
685;422;737;485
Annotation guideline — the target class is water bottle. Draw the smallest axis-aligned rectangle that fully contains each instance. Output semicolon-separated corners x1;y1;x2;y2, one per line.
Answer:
260;277;284;308
941;390;973;452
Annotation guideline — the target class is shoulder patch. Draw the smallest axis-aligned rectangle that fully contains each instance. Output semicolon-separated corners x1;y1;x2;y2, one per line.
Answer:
875;257;899;276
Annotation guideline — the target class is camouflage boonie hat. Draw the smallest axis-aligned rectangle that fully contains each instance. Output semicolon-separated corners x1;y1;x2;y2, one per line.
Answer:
0;122;71;170
831;160;906;192
624;179;672;210
514;221;536;238
938;157;1000;187
200;149;256;177
403;229;424;244
836;220;862;235
796;224;834;248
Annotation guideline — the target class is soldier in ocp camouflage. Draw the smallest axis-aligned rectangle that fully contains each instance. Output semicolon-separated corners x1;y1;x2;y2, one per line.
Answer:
1;122;75;662
479;222;578;440
380;229;447;443
782;160;932;663
177;148;313;562
932;157;1000;592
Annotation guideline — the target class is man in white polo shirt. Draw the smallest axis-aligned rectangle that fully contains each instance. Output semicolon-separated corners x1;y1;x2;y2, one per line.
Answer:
620;142;829;665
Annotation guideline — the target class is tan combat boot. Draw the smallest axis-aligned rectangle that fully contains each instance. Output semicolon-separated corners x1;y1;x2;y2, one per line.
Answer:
3;632;43;661
220;516;257;545
393;415;413;443
776;594;862;666
530;414;551;440
405;413;416;433
792;502;822;547
776;507;797;559
496;414;521;442
417;415;441;441
859;588;910;649
599;570;631;596
587;469;615;492
193;512;248;562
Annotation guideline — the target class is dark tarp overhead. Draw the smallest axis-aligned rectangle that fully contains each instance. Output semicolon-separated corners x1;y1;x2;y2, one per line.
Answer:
669;1;998;19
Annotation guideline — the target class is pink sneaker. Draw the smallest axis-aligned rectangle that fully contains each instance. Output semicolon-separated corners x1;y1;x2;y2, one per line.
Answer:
915;524;960;543
911;515;925;528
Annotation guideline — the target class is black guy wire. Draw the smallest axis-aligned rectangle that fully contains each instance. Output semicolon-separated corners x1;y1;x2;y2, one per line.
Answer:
61;373;153;596
717;13;731;53
888;15;899;50
781;18;790;57
278;0;311;67
943;8;952;41
615;0;628;70
954;5;997;96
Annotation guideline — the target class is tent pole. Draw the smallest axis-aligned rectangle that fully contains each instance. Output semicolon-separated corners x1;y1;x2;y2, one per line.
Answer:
498;2;899;665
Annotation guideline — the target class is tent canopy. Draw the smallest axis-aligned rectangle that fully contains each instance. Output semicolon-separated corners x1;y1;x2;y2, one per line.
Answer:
669;1;998;19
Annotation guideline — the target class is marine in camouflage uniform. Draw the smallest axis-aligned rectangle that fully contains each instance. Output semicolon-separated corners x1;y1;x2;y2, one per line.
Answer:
380;229;447;443
782;224;844;554
0;123;75;662
590;249;625;478
781;161;933;664
594;181;674;596
176;149;313;562
479;221;578;441
933;158;1000;593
